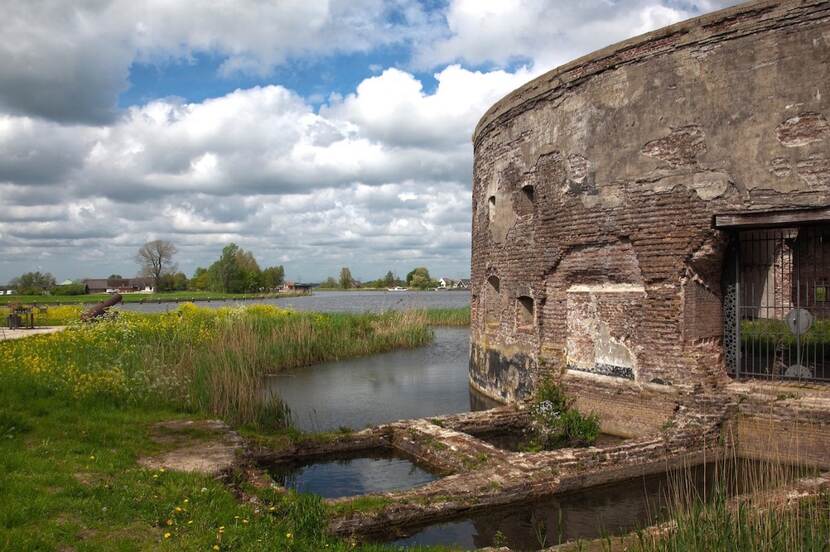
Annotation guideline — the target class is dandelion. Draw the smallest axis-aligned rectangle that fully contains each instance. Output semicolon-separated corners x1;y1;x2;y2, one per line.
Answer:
152;474;159;479
165;519;173;526
242;519;248;524
213;546;220;551
174;506;182;512
286;532;293;539
164;532;171;539
88;455;95;460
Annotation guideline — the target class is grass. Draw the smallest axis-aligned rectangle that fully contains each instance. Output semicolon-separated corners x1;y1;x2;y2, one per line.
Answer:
424;307;470;326
741;318;830;347
0;290;308;306
1;304;433;427
525;379;600;450
0;303;459;550
628;455;829;552
0;304;82;326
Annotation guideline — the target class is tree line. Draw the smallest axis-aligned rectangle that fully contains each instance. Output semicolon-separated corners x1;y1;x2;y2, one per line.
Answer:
8;240;285;295
318;266;439;290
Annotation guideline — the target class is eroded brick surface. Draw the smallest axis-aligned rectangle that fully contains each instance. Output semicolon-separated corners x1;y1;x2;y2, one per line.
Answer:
469;0;830;407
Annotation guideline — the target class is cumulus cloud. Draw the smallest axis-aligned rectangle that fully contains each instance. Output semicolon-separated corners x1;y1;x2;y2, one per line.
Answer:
0;0;744;281
0;0;437;123
0;64;533;280
413;0;742;71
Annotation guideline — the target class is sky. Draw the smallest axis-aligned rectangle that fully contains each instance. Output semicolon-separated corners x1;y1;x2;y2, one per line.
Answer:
0;0;741;284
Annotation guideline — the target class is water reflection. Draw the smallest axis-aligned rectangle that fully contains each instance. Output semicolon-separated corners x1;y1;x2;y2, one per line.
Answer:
390;459;812;550
267;450;438;499
266;328;484;432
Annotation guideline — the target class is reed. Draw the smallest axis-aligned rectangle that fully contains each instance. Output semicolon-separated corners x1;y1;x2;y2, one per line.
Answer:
0;304;433;428
632;449;828;552
424;307;470;326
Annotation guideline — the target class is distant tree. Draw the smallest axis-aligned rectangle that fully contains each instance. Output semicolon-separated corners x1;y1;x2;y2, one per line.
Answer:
158;272;189;292
261;266;285;290
406;267;434;290
205;243;264;293
319;277;338;289
53;282;87;296
10;271;56;295
136;240;177;290
190;267;210;291
208;243;243;293
108;274;123;280
339;267;353;289
383;271;397;288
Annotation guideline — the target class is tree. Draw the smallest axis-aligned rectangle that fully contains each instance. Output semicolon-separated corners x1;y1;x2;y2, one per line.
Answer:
158;272;189;292
261;266;285;290
108;274;123;280
205;243;265;293
190;267;210;291
406;267;434;290
136;240;177;290
209;243;243;293
11;271;56;295
383;271;397;288
319;277;338;289
339;267;353;289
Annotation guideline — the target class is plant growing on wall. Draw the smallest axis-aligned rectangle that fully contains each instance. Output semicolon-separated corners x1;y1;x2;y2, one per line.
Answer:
527;379;599;450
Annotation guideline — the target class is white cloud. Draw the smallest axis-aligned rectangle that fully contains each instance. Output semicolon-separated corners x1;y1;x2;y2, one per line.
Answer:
0;0;437;123
413;0;741;72
0;64;530;281
0;0;745;281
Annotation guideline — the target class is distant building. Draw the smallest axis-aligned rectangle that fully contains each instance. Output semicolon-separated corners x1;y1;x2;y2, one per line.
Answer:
455;279;471;289
439;278;456;289
83;277;154;294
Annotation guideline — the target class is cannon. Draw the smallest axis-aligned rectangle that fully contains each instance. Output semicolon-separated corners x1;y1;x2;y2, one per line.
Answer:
81;293;123;321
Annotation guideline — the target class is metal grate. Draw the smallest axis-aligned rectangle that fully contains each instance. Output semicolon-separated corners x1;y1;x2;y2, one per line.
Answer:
727;225;830;382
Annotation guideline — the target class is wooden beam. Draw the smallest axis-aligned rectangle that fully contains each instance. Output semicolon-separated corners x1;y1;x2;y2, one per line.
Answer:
714;207;830;229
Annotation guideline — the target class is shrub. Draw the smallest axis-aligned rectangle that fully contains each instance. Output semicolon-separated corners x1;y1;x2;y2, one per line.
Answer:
527;379;600;449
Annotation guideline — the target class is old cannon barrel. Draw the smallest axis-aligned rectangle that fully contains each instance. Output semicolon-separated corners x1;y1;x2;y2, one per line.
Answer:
81;293;123;321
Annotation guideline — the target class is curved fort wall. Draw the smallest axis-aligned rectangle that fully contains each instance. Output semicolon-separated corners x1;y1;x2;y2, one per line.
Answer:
469;0;830;430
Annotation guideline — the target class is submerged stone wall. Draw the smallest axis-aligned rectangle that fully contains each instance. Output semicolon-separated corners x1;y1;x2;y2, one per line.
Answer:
470;0;830;407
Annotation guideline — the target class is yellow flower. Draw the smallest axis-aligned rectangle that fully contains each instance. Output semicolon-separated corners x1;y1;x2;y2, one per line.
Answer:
165;519;173;526
163;532;171;539
174;507;182;512
286;533;293;539
213;546;220;551
242;519;248;524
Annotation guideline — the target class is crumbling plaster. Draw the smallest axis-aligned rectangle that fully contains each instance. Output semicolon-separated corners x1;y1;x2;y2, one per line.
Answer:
470;0;830;408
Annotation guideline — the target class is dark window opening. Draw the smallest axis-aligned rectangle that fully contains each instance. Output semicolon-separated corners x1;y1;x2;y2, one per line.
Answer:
488;195;496;222
485;276;501;327
515;184;534;216
516;295;534;330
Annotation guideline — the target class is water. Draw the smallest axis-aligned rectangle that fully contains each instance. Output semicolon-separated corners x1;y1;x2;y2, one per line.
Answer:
388;459;813;550
266;449;439;499
265;327;484;432
120;289;470;314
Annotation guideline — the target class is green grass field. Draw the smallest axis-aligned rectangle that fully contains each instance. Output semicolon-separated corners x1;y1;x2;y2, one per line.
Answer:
0;290;307;306
0;304;458;550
